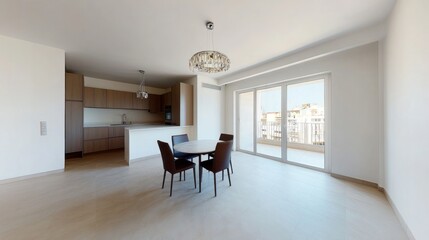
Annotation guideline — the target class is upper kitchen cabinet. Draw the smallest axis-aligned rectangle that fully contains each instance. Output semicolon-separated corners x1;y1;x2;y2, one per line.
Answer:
161;92;172;112
148;94;161;113
84;87;107;108
171;82;193;126
132;95;149;110
83;87;107;108
65;73;83;101
107;90;133;109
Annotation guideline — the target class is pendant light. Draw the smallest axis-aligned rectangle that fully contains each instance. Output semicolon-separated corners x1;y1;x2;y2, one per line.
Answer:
136;70;148;99
189;21;230;73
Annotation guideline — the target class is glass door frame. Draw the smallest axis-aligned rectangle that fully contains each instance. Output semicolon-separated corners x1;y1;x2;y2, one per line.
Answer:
235;74;331;173
236;89;256;155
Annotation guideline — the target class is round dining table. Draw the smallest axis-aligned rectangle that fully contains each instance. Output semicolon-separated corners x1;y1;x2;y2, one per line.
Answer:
173;139;219;193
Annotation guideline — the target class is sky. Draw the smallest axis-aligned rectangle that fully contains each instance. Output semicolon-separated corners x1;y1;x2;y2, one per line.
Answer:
258;80;324;113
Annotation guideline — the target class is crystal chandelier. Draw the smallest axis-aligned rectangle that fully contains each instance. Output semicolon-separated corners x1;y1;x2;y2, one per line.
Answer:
136;70;148;99
189;21;230;73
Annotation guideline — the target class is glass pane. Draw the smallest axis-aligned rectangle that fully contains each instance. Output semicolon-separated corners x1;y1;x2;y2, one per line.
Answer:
256;87;282;158
287;80;325;168
238;91;254;152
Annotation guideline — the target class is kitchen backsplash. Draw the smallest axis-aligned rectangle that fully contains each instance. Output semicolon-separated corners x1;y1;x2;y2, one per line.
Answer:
84;108;163;125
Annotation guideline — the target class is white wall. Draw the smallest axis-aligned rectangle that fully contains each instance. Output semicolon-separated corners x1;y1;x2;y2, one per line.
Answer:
383;0;429;239
0;35;65;181
218;22;386;85
195;75;225;140
83;76;166;125
225;43;380;183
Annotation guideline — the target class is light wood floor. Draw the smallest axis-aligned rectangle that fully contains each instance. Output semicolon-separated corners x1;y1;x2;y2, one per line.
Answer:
0;150;408;240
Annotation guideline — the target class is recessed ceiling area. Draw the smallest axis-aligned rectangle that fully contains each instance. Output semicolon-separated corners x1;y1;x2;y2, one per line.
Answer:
0;0;395;87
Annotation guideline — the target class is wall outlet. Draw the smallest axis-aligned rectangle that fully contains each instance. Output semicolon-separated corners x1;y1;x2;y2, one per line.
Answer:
40;121;47;136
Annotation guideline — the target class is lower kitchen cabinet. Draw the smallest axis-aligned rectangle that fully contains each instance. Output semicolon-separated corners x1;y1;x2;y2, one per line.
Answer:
84;139;109;154
109;137;124;150
83;126;125;154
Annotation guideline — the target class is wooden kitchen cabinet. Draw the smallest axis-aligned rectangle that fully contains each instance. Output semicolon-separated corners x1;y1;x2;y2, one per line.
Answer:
84;87;107;108
161;92;172;112
65;73;83;101
84;127;109;140
171;82;193;126
108;127;124;150
83;126;126;153
108;127;124;137
109;137;124;150
122;92;133;109
164;92;172;106
65;101;83;154
107;90;133;109
84;87;153;110
65;72;83;157
132;95;149;110
84;139;109;154
83;127;109;154
148;94;161;113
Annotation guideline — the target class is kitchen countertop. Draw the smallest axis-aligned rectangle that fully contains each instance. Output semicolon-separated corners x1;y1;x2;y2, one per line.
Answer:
83;123;166;128
126;124;192;131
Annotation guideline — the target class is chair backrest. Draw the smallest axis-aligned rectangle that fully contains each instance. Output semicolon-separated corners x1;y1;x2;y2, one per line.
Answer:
219;133;233;141
213;141;233;172
171;134;190;155
157;140;176;172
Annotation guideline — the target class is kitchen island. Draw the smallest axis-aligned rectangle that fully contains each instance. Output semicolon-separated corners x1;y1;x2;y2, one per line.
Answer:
124;124;194;165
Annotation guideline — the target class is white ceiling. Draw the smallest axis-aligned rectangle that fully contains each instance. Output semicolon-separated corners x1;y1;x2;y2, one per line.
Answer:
0;0;395;87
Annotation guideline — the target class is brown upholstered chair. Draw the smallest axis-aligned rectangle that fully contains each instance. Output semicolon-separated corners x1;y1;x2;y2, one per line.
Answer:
200;141;233;197
209;133;234;177
172;134;199;161
157;140;196;197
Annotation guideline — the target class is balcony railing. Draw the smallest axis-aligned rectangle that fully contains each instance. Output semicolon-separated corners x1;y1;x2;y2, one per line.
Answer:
257;121;325;152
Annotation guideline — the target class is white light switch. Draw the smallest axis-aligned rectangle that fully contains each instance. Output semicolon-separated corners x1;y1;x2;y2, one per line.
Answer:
40;121;47;136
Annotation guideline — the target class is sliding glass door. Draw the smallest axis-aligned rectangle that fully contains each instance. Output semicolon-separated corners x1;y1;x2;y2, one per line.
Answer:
256;86;282;158
286;80;325;169
238;91;254;152
236;76;328;171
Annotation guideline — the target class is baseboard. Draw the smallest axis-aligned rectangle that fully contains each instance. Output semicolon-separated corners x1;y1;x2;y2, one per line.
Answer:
331;173;378;188
128;154;160;165
331;174;415;239
0;169;64;185
384;191;416;240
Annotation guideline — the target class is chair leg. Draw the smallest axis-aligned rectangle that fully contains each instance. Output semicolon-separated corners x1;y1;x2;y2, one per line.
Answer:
214;173;217;197
170;173;174;197
184;170;186;181
162;170;166;189
199;164;202;193
230;158;234;174
222;170;224;181
193;167;196;189
227;168;231;186
179;172;182;181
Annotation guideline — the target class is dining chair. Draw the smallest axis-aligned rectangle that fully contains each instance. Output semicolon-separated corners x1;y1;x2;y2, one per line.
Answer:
172;134;199;162
200;141;233;197
157;140;196;197
208;133;234;178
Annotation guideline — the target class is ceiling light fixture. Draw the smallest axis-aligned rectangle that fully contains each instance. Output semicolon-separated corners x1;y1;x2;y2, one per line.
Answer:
189;21;230;73
136;70;148;99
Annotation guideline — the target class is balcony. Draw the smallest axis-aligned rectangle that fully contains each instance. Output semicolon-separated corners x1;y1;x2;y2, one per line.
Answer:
256;121;324;168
